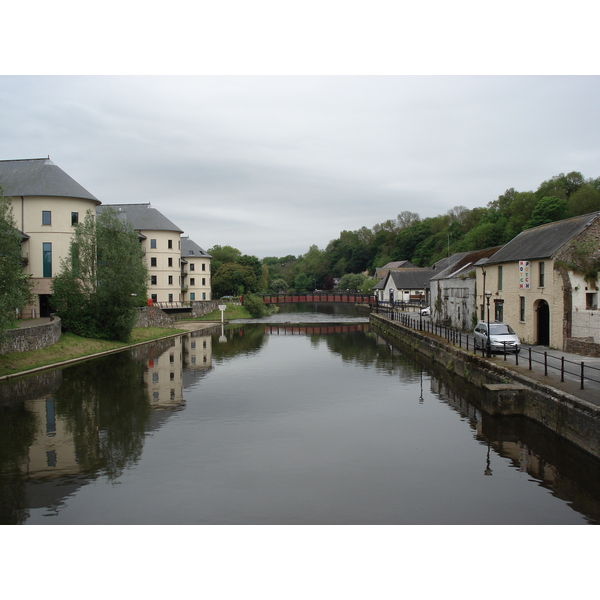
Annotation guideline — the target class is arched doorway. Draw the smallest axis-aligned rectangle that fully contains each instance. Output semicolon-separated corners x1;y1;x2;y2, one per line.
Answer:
536;299;550;346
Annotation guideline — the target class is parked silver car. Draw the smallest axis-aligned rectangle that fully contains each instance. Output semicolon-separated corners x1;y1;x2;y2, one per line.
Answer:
473;321;521;353
420;306;431;316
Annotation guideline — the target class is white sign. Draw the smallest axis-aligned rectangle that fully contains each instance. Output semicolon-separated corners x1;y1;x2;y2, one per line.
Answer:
518;261;530;289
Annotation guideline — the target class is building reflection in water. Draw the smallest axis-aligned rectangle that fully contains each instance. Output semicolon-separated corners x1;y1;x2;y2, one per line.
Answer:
0;330;216;523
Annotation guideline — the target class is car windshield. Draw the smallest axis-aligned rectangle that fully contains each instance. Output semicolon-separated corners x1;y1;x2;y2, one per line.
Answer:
489;324;515;335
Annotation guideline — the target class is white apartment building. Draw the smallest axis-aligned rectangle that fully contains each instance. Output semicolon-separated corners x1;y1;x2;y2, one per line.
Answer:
0;158;101;317
0;158;212;313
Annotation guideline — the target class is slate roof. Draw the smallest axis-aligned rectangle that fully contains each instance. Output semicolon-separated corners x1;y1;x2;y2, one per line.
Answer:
374;268;437;290
0;158;99;202
98;203;183;233
486;212;600;265
181;236;212;258
431;247;501;280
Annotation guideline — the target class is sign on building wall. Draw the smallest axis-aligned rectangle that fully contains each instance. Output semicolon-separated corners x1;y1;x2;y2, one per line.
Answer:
519;261;530;289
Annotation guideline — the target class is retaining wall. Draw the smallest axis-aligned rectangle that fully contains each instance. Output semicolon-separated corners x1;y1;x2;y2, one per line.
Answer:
370;313;600;459
0;317;62;354
135;306;174;328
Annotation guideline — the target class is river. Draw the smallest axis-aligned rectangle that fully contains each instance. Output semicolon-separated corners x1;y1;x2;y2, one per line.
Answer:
2;303;600;524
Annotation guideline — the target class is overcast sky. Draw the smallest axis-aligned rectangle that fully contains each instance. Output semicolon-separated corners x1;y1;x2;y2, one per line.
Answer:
2;7;599;260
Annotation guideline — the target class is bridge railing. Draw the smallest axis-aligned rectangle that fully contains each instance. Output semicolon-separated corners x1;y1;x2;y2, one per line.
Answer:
259;292;377;305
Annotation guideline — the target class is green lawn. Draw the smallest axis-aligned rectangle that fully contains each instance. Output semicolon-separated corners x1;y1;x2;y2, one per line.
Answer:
0;327;177;378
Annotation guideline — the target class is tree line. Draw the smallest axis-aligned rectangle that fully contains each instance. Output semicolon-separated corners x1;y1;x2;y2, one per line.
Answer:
243;171;600;294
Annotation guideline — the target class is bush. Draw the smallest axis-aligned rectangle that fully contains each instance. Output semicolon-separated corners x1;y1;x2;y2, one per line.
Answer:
243;294;267;318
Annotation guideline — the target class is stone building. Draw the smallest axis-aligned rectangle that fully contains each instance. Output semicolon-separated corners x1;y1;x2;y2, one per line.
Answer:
476;211;600;350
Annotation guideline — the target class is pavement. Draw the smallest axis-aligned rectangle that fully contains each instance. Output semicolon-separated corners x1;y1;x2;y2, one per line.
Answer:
401;314;600;408
484;345;600;408
15;317;53;328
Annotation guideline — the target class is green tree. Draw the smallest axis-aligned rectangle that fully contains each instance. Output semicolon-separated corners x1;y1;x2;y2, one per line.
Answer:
525;196;568;229
212;263;258;297
208;245;242;274
271;278;289;293
51;208;148;342
0;192;33;339
338;273;366;291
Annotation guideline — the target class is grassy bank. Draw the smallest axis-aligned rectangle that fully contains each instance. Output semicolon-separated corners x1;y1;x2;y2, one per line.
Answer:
193;304;252;321
0;327;176;378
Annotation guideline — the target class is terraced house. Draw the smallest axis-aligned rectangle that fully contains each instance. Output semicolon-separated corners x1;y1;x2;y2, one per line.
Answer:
0;158;212;316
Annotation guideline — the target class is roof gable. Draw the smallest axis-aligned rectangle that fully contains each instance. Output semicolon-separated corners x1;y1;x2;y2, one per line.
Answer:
181;237;211;258
375;268;437;290
0;158;99;202
99;204;183;233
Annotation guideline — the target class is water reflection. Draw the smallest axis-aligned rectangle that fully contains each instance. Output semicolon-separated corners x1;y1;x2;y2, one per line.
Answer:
0;327;218;524
1;317;600;524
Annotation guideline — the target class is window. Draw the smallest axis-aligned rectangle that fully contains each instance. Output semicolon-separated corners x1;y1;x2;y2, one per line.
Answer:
498;266;503;290
202;278;206;286
152;373;159;383
190;263;195;271
168;294;173;302
202;292;206;300
539;261;545;287
168;275;173;285
520;297;526;321
494;300;504;322
151;275;157;285
42;210;51;225
150;257;157;267
189;250;194;256
151;294;157;302
587;292;598;310
71;212;79;226
46;398;56;436
202;263;206;271
150;239;157;249
190;293;195;300
168;239;173;249
43;242;52;277
190;278;195;286
168;257;173;267
46;450;57;468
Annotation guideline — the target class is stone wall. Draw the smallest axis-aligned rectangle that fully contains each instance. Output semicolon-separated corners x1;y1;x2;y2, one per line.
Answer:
370;313;600;459
191;300;219;318
135;306;174;328
0;317;62;355
565;337;600;357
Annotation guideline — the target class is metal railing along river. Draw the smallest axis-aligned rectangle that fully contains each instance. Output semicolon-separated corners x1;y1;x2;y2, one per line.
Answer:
375;303;600;391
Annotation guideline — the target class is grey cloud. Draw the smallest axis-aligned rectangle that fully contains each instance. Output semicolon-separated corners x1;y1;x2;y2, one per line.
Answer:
1;75;599;257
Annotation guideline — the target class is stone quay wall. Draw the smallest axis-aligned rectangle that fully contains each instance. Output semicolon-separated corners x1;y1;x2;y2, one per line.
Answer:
0;317;62;355
370;313;600;460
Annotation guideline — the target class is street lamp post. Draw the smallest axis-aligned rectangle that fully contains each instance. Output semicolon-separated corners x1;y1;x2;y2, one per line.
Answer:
485;291;492;357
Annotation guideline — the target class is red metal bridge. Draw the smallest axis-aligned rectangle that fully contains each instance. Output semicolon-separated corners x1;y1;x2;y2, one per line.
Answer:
258;292;377;305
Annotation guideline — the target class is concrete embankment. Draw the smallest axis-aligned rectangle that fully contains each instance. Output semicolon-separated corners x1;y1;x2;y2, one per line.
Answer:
370;313;600;460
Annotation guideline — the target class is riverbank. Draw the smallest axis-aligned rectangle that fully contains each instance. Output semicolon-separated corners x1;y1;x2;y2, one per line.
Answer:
0;321;217;381
371;312;600;460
